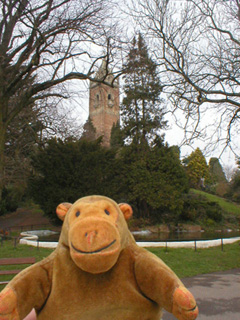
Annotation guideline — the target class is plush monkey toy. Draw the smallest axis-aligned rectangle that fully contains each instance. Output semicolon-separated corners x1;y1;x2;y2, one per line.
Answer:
0;195;198;320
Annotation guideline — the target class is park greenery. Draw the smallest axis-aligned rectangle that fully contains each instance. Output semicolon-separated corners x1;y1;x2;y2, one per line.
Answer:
1;1;240;230
120;33;166;146
0;0;122;202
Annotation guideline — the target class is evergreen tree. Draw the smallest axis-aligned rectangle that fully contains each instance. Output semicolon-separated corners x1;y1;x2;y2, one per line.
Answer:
230;169;240;203
183;148;210;189
228;159;240;203
81;117;96;142
209;158;227;184
119;140;189;222
208;158;228;196
110;121;124;150
28;138;119;222
116;33;189;222
121;33;166;148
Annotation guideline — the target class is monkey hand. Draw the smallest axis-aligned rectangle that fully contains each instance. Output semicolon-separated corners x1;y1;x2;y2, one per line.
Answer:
0;287;20;320
172;286;198;320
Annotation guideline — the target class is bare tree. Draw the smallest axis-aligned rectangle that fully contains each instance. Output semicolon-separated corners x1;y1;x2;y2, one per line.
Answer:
0;0;122;201
130;0;240;158
223;164;238;182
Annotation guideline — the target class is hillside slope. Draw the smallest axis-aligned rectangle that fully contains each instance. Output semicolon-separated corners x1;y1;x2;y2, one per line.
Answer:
191;189;240;215
0;208;53;230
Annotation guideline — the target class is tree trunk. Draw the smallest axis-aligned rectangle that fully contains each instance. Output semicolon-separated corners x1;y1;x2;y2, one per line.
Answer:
0;122;6;202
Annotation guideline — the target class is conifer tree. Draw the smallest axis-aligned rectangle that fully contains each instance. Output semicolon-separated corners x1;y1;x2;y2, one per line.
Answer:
209;158;227;184
121;33;166;148
184;148;210;189
81;117;96;142
110;121;123;150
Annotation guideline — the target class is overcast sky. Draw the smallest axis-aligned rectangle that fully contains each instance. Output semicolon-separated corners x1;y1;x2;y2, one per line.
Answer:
69;0;240;171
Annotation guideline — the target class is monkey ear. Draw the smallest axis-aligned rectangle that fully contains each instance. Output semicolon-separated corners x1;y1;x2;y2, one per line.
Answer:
56;202;72;221
118;203;133;221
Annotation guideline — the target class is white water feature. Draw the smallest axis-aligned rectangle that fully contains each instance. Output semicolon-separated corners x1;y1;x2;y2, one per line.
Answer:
20;230;59;248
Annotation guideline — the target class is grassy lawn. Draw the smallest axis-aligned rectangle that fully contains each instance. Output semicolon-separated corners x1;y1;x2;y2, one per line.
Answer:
0;240;54;290
191;189;240;215
149;241;240;278
0;239;239;291
0;239;54;261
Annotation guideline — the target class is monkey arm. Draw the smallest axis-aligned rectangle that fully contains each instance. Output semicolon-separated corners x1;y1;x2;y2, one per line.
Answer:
0;254;54;320
134;248;198;320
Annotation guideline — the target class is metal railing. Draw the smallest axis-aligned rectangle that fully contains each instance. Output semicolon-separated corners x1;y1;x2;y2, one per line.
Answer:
1;232;239;251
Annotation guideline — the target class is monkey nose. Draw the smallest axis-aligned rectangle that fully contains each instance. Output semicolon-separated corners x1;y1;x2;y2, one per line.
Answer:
85;230;98;245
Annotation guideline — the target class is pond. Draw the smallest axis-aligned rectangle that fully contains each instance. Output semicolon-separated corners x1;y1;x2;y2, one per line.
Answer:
37;229;240;242
132;229;240;241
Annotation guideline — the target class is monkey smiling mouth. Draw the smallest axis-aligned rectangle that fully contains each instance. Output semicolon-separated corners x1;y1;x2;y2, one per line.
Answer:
71;239;117;254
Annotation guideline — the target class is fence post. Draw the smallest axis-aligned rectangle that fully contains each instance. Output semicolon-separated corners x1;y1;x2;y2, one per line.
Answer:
165;241;168;252
221;238;223;251
14;237;17;248
194;240;197;252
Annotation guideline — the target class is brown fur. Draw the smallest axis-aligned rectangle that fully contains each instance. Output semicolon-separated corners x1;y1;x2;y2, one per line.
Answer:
0;196;198;320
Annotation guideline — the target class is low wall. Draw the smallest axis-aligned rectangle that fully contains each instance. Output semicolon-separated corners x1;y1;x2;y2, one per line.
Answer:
19;231;240;249
138;237;240;248
19;231;59;249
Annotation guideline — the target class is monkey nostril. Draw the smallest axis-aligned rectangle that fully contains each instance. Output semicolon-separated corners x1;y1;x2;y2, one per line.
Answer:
85;230;98;245
84;230;98;239
104;209;110;215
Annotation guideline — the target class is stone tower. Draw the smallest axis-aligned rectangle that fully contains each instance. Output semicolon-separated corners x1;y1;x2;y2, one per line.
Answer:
89;60;120;147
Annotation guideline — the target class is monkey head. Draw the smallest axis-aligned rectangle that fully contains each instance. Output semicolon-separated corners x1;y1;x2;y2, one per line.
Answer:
56;196;133;274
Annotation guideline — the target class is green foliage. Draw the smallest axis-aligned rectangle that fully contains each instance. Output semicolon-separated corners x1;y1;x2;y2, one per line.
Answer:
180;192;223;223
183;148;210;189
116;33;188;222
121;33;166;145
227;169;240;203
28;138;120;223
192;188;240;215
81;117;96;142
1;104;41;209
208;158;228;196
110;121;124;150
28;137;189;224
118;140;189;222
209;158;227;183
0;186;22;215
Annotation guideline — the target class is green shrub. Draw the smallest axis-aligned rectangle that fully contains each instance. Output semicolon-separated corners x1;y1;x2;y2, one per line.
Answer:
0;186;21;215
180;193;223;223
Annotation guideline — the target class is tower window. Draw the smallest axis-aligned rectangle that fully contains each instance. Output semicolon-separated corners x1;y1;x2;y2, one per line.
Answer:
108;93;114;108
94;94;100;108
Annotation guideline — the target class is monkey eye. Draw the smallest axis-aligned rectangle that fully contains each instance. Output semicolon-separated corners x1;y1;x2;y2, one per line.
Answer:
104;209;110;215
75;211;80;217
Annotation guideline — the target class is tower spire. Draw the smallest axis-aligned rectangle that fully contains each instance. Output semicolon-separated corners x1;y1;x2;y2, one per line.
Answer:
89;60;120;147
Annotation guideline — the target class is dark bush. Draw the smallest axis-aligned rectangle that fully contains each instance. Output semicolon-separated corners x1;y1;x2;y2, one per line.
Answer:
180;193;223;223
28;138;122;223
28;137;189;224
0;187;20;215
